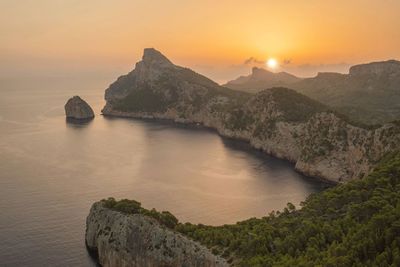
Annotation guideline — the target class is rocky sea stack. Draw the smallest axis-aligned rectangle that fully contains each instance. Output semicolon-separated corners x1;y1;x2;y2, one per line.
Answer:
65;96;95;121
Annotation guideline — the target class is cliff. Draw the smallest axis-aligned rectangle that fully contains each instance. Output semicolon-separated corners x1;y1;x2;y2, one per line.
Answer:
86;201;228;267
102;48;400;183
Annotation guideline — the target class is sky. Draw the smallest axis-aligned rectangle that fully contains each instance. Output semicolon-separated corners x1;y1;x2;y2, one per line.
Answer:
1;0;400;83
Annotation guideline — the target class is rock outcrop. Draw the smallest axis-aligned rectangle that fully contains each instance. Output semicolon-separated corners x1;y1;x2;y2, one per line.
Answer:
102;48;400;183
65;96;95;120
85;202;228;267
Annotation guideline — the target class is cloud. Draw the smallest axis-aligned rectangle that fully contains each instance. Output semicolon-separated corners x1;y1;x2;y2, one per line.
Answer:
244;57;292;66
283;58;292;65
243;57;265;65
243;57;254;64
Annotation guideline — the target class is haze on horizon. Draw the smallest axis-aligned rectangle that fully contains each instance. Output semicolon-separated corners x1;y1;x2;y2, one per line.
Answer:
1;0;400;83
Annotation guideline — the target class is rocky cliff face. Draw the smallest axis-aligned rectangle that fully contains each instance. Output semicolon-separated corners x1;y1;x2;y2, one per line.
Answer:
86;202;228;267
65;96;95;120
102;48;400;183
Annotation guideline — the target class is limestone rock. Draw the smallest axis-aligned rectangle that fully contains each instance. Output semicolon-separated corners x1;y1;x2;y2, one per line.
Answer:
65;96;94;120
85;202;228;267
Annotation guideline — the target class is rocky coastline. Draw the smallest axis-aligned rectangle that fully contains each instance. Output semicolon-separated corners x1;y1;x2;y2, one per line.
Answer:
99;48;400;184
102;98;400;184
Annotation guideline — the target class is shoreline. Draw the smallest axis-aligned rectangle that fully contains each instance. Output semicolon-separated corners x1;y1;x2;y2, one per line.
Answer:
101;112;338;187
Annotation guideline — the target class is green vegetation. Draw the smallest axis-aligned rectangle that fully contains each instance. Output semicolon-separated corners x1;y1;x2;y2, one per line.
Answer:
225;109;255;131
114;87;172;113
113;69;250;116
268;87;328;122
104;151;400;266
177;152;400;266
253;119;277;139
102;198;179;229
254;87;382;130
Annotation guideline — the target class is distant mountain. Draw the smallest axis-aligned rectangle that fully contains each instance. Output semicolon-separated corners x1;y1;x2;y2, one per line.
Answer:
102;48;400;183
223;67;302;93
292;60;400;124
224;60;400;124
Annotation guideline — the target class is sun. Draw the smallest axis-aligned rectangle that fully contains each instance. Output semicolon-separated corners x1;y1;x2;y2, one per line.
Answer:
266;58;278;69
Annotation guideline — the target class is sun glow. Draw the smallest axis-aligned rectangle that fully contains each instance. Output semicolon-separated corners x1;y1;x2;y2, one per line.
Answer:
267;58;278;69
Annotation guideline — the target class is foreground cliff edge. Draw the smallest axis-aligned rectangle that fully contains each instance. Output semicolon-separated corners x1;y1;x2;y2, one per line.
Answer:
86;200;228;267
102;48;400;183
87;152;400;266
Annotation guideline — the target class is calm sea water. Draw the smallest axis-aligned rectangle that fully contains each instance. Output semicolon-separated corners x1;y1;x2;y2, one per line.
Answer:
0;77;326;266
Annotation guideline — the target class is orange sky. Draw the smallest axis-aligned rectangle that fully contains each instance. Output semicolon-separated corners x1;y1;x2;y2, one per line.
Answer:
1;0;400;82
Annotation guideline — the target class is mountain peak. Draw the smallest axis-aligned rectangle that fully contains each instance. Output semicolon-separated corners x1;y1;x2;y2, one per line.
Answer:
251;67;272;76
142;48;173;66
224;67;301;92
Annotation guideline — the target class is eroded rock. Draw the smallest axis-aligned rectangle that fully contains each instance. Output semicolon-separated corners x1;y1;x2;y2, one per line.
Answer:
65;96;95;121
85;202;228;267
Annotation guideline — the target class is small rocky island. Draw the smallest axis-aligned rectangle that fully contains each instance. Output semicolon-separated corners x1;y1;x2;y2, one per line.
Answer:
65;96;95;121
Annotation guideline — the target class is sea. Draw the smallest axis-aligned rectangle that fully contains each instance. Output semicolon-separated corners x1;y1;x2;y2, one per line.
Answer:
0;76;327;266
